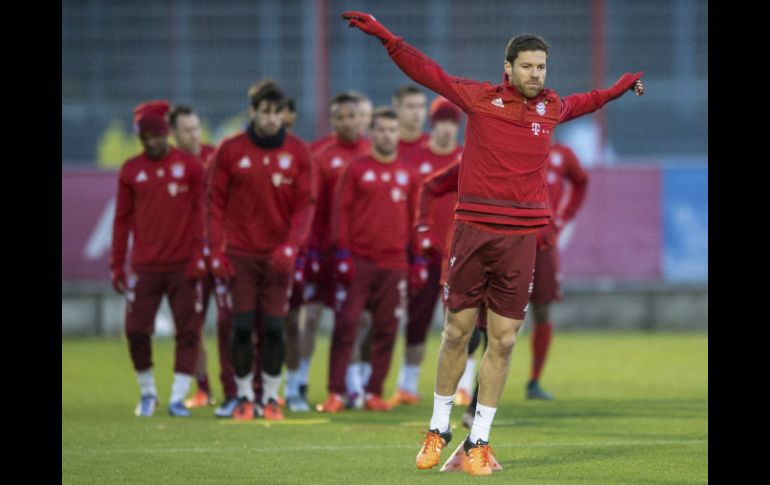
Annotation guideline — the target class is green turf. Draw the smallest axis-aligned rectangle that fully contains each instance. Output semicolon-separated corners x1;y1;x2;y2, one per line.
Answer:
62;331;707;484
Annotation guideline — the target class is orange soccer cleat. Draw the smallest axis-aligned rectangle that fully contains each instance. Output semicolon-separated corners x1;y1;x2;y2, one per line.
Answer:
387;389;422;407
363;394;392;411
454;388;471;406
232;398;255;421
416;429;452;470
464;438;494;476
263;399;284;420
316;393;345;413
184;390;215;409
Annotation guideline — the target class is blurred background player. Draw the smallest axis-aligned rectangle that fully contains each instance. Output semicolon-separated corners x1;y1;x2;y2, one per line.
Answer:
110;100;206;418
283;92;371;412
389;96;464;407
167;105;231;410
207;79;317;420
283;98;297;131
342;11;643;475
317;108;420;413
393;85;429;162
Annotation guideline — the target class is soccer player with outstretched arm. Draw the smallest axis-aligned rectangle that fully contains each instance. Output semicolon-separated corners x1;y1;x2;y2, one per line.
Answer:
342;11;644;476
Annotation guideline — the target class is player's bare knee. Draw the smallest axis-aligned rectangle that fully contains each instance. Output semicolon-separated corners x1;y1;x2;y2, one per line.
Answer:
442;321;472;349
487;330;517;357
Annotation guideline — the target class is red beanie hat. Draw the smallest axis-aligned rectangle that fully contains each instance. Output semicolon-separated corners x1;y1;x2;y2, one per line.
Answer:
133;100;170;136
429;96;462;126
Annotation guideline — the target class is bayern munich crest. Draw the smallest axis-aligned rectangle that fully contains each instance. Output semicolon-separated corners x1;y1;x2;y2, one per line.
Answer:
536;101;546;116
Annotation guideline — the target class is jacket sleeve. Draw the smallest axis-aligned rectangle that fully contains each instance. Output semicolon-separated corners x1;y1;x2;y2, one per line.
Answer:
384;38;485;113
559;147;589;222
416;161;461;228
330;162;356;250
207;141;230;253
186;157;206;251
285;143;318;249
110;165;133;271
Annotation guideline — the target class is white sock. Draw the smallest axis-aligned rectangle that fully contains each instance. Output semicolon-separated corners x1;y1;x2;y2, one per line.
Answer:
261;371;283;405
298;358;310;385
170;373;193;404
346;362;362;396
284;369;300;398
396;364;408;390
136;368;157;397
469;403;497;444
402;364;421;394
428;392;454;433
457;357;476;393
235;372;255;402
361;362;372;386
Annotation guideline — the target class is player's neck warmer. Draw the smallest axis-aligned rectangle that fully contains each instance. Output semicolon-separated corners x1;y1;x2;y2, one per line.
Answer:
248;122;286;149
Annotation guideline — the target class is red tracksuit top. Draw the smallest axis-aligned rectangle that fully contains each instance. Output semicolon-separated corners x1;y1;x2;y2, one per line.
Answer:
545;143;588;223
405;141;463;255
384;37;627;230
207;130;317;257
310;136;372;253
331;155;420;271
111;146;204;273
398;132;430;164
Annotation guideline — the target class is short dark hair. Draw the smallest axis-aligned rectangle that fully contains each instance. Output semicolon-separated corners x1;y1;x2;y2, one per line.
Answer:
330;92;360;111
347;90;371;105
285;98;296;113
505;34;549;63
248;79;287;110
167;105;195;129
370;106;399;129
392;84;425;104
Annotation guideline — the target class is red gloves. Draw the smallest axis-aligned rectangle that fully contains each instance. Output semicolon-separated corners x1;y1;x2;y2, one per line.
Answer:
415;225;441;259
341;11;397;44
334;248;355;286
270;244;299;276
409;256;429;295
209;250;235;280
110;267;126;294
608;72;644;99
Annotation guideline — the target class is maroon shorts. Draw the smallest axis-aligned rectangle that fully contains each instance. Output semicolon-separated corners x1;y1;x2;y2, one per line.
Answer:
531;245;561;304
228;253;293;316
443;221;537;321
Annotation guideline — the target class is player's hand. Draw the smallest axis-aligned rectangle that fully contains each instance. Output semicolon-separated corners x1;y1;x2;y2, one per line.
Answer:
110;267;126;294
305;249;322;283
409;256;430;295
611;71;644;98
341;11;396;43
209;250;235;280
334;248;355;286
415;225;441;258
186;247;209;280
270;244;298;276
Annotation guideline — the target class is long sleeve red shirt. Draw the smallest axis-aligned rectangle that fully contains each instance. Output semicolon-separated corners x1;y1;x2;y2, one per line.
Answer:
207;130;317;257
310;136;372;253
383;37;629;230
110;147;205;273
546;143;588;223
331;155;420;270
406;143;463;255
398;132;431;164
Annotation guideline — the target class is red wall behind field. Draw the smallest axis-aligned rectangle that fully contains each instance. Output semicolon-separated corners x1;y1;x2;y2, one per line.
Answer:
61;167;662;282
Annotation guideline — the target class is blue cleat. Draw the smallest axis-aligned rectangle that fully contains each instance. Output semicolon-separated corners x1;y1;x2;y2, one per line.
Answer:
526;380;554;400
168;400;192;417
134;394;158;417
214;397;239;418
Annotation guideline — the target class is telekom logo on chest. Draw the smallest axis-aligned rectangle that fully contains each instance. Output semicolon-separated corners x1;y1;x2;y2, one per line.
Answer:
531;123;541;136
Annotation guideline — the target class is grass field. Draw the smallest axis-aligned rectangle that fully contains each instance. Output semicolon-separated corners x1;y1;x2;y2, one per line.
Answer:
62;331;707;484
